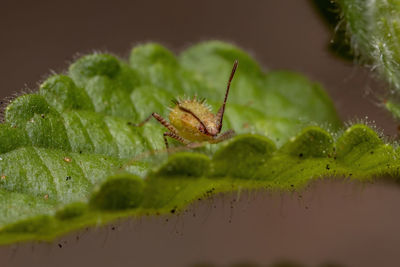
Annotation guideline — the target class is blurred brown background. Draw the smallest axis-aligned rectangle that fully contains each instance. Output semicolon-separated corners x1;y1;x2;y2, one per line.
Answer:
1;0;400;266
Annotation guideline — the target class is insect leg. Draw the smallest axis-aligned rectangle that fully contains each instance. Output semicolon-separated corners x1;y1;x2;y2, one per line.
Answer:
134;113;179;134
132;113;153;127
215;60;238;133
163;132;188;149
209;129;236;144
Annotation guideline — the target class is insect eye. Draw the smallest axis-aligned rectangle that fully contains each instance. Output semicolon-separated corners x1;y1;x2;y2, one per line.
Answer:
198;125;206;134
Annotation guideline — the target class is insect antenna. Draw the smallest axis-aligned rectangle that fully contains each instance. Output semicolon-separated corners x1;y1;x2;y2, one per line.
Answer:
216;60;238;132
178;106;210;135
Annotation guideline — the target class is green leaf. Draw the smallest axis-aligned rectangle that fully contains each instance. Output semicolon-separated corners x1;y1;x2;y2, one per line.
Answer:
90;174;145;211
0;41;395;245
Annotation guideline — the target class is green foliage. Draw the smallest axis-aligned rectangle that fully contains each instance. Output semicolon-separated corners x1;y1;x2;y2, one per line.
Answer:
280;126;334;158
90;174;144;210
0;41;395;245
212;134;276;178
155;153;211;178
55;202;88;220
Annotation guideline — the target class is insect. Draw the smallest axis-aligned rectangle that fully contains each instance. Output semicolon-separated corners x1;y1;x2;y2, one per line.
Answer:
135;60;238;149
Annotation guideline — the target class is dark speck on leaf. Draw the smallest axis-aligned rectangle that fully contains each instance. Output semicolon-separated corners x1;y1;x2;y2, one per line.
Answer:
326;164;330;170
299;153;303;158
170;208;176;214
370;151;374;154
66;176;71;181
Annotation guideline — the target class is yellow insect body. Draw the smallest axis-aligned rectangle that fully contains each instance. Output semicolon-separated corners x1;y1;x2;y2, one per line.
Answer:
169;99;218;142
135;60;238;149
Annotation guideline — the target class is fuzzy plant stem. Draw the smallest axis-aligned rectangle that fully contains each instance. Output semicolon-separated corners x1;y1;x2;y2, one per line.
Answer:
336;0;400;117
